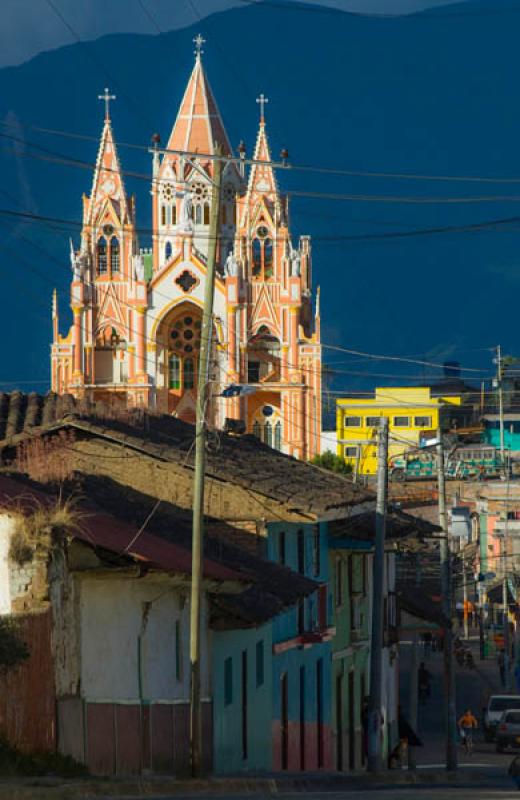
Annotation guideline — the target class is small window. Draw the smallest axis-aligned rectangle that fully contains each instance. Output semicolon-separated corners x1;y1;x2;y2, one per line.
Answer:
97;237;107;274
175;620;182;681
297;529;305;574
224;657;233;706
414;416;432;428
344;416;361;427
161;205;166;226
279;531;286;565
256;640;264;687
247;360;260;383
344;446;359;458
365;416;380;427
264;239;273;274
203;203;210;225
184;357;195;390
195;205;202;224
110;238;120;273
264;421;273;448
252;239;261;275
171;204;177;225
252;420;261;439
165;241;172;262
335;558;343;607
312;526;320;577
393;416;410;427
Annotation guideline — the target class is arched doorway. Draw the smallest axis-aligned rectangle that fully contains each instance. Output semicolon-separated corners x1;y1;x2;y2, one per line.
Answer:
157;303;202;421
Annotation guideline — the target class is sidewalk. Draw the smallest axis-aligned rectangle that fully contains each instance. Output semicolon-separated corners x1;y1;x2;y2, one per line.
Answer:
0;767;510;800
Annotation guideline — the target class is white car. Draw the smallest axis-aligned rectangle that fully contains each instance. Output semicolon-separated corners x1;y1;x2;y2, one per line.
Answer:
484;695;520;741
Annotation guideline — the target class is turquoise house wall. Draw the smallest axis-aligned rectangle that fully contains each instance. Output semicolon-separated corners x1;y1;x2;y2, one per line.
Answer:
483;421;520;451
212;624;273;774
267;522;333;771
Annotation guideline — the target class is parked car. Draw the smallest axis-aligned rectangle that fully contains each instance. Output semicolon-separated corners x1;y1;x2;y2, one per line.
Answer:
484;695;520;741
496;710;520;752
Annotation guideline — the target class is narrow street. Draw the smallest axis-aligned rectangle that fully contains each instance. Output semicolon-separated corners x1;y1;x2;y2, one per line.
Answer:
400;632;510;771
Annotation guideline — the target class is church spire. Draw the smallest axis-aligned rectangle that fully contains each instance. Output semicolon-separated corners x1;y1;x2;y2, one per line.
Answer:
245;95;280;206
166;36;232;160
85;88;129;227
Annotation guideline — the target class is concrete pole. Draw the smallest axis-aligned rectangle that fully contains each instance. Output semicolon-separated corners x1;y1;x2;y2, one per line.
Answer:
189;145;222;778
463;559;469;640
437;430;457;771
367;417;389;773
497;345;505;470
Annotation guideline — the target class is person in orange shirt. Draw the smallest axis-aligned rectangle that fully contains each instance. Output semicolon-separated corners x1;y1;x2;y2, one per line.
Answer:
458;709;478;755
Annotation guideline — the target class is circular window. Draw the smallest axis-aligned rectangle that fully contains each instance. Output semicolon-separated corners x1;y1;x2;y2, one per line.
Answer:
184;316;193;325
170;330;179;340
184;344;193;353
184;329;194;340
162;182;174;200
257;225;269;239
223;184;235;202
103;224;114;237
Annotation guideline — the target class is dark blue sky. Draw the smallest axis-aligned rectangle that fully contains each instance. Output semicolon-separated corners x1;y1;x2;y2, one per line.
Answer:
0;0;516;396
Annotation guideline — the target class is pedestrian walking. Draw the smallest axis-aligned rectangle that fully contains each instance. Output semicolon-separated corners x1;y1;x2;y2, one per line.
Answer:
498;649;506;687
418;662;432;705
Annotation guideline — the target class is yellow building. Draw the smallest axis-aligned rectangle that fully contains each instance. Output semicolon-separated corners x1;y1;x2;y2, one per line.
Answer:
336;386;463;475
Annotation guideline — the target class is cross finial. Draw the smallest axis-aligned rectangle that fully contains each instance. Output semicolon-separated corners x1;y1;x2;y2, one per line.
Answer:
193;33;206;58
98;87;116;121
256;93;269;123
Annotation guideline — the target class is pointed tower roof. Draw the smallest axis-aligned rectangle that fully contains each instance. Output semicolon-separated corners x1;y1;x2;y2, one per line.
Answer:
86;88;129;226
166;37;232;159
246;95;280;201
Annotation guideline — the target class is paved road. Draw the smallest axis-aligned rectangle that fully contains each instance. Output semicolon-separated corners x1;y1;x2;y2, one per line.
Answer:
400;631;512;770
109;790;519;800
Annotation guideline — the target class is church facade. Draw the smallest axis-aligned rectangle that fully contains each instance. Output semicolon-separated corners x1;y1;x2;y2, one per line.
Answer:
51;39;322;460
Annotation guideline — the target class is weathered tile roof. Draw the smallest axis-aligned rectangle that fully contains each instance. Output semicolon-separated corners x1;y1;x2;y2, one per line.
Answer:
0;472;319;629
328;509;441;543
0;392;374;518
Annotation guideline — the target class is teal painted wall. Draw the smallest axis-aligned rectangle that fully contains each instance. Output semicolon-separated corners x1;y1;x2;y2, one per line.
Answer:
213;625;273;774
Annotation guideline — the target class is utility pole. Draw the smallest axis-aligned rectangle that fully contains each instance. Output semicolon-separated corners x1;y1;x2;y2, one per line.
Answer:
368;416;389;773
437;430;457;771
408;552;421;771
496;345;505;471
463;556;469;641
189;144;222;778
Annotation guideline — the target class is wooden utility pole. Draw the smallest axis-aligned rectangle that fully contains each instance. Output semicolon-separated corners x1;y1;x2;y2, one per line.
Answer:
189;144;222;778
437;430;457;771
368;416;389;773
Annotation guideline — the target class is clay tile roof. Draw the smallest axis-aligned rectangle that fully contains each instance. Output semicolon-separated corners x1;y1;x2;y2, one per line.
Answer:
0;393;374;518
0;472;318;629
328;509;441;543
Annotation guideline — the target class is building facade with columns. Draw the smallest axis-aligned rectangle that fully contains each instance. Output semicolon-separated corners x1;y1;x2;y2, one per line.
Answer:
51;39;322;459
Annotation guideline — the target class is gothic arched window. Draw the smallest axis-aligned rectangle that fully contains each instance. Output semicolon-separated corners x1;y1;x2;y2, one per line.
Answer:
168;352;181;390
274;420;282;451
97;237;107;275
165;241;172;262
252;239;262;276
264;421;273;448
264;239;273;276
184;357;195;389
195;205;202;225
171;204;177;225
161;206;166;226
110;238;120;273
203;203;210;225
252;420;261;439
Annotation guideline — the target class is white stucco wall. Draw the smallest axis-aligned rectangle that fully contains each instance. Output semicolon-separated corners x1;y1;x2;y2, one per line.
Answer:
80;576;210;702
0;515;14;613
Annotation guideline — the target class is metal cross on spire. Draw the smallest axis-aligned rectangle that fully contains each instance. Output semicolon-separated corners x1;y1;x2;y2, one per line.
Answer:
98;87;116;121
193;33;206;58
256;93;269;123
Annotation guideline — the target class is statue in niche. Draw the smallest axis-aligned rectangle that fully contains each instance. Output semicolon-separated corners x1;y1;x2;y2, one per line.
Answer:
70;238;88;281
179;190;193;232
225;251;239;278
133;254;145;282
